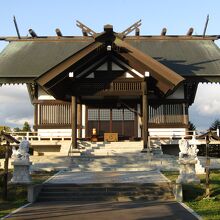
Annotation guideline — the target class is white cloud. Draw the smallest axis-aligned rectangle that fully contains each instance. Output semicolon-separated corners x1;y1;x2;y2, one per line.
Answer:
192;84;220;116
190;83;220;131
0;84;33;129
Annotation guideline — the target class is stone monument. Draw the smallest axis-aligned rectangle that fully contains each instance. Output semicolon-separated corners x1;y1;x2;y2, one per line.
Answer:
176;138;200;184
189;135;205;174
11;137;32;184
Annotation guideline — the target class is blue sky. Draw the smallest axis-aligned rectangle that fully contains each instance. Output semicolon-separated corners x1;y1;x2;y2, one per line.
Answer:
0;0;220;130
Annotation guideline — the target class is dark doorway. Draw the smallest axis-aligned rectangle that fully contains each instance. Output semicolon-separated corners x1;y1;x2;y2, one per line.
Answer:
87;107;137;140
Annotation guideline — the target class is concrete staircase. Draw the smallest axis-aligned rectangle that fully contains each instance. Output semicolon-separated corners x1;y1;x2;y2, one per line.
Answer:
70;154;156;172
35;141;175;203
78;141;143;156
76;140;163;157
69;140;176;172
37;182;174;202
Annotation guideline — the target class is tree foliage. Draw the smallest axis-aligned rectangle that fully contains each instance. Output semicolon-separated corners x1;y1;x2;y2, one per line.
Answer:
209;119;220;130
13;122;32;132
13;127;21;132
22;121;31;132
189;121;196;131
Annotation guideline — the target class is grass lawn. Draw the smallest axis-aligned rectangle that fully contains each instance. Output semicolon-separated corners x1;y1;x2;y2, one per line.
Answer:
163;170;220;220
0;170;56;218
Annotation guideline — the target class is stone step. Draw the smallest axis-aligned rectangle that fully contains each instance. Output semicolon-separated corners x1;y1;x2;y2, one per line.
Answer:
37;182;174;202
79;141;145;156
91;146;143;151
71;168;155;172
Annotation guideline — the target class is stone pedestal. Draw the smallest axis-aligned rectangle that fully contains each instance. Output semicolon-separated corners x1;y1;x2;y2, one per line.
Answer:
176;157;200;184
11;160;32;184
174;183;183;202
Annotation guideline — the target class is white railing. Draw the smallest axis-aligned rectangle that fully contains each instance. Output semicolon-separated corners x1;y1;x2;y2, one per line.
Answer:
8;131;71;142
7;129;220;145
149;129;220;145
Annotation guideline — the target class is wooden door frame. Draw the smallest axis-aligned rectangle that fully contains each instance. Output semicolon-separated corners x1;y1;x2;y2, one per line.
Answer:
86;105;138;139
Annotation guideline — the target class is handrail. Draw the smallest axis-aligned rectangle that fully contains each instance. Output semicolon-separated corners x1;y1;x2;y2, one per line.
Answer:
7;130;219;143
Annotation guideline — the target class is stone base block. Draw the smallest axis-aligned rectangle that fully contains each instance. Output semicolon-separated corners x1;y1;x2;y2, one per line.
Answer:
177;158;200;184
11;160;32;184
174;183;183;202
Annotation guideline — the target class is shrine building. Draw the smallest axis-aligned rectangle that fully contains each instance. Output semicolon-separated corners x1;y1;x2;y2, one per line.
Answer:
0;20;220;151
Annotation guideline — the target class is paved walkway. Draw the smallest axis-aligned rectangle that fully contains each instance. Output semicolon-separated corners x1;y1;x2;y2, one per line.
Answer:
5;200;199;220
45;170;170;184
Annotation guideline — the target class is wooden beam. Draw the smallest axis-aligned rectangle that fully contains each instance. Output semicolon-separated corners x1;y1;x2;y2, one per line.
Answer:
1;35;219;42
32;100;71;104
36;41;102;86
55;28;63;37
111;56;142;79
75;55;107;79
142;81;148;149
161;28;167;36
135;28;140;36
114;37;184;94
34;104;38;132
76;20;96;37
3;142;9;200
120;20;141;37
187;28;194;36
29;29;38;38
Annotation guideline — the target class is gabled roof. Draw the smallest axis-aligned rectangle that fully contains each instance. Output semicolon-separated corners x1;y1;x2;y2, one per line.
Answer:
0;37;220;81
34;30;184;95
0;39;92;81
127;39;220;79
0;29;220;89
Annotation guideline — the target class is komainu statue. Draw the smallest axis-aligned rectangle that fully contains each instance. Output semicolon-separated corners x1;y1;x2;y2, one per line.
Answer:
12;137;30;161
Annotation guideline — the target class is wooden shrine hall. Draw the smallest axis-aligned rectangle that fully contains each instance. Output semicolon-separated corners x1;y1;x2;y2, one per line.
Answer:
0;20;220;150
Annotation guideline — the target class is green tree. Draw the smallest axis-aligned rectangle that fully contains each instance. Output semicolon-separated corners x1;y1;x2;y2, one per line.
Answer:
22;121;31;132
0;126;11;132
189;121;196;131
13;127;21;132
209;119;220;130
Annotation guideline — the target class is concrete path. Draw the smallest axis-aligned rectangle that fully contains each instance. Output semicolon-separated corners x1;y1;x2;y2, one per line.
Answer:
3;168;200;219
5;200;199;220
46;170;170;184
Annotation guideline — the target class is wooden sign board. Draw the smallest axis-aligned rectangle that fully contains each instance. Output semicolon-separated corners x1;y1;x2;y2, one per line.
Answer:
104;133;118;142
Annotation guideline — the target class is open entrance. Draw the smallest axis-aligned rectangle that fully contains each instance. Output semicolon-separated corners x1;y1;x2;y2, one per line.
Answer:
87;107;138;140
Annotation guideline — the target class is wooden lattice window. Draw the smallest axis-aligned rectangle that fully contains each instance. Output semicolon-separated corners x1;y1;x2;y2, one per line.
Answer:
124;109;135;120
112;109;123;121
88;109;99;121
99;109;110;121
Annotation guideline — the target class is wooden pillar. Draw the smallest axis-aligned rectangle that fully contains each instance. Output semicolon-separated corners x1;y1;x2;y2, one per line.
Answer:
77;103;82;139
71;96;77;148
183;103;189;125
3;141;9;200
142;81;148;150
34;104;38;131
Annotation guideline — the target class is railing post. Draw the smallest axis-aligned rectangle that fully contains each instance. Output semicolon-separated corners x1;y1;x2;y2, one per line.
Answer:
26;132;29;141
3;141;9;200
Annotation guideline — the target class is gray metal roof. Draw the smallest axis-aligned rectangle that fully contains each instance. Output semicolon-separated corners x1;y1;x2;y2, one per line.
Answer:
127;39;220;77
0;38;220;83
0;40;91;80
